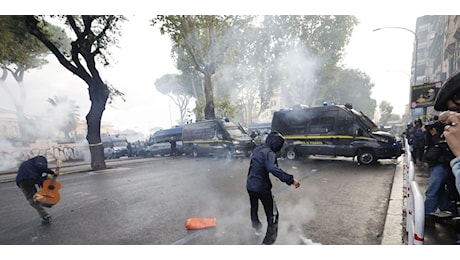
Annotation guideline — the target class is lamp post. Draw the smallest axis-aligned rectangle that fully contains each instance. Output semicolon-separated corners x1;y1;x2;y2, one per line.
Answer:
373;27;418;86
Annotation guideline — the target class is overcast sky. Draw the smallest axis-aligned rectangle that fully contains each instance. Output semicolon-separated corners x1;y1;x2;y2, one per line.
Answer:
0;1;443;139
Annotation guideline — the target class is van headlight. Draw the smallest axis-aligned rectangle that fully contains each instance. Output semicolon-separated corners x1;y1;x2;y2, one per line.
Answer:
232;140;240;145
392;141;402;148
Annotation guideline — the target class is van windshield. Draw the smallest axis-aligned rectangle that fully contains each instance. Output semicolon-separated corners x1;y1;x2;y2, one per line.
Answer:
112;140;128;147
223;122;248;138
351;109;378;132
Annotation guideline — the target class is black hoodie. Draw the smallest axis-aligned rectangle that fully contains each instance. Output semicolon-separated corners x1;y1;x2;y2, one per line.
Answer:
15;156;54;187
246;132;294;193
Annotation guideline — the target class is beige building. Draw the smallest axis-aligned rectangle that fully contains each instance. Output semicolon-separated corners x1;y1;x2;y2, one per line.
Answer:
0;106;114;143
409;15;460;119
0;108;20;140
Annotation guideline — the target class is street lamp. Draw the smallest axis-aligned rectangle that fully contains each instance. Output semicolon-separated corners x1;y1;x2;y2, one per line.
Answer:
373;27;418;86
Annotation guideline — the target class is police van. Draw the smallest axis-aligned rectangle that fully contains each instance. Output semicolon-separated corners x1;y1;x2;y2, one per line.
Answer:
145;125;183;157
182;118;254;158
271;104;403;165
101;134;129;159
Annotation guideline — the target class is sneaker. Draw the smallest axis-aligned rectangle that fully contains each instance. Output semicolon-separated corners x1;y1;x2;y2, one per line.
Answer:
41;215;52;225
434;211;453;218
253;223;263;236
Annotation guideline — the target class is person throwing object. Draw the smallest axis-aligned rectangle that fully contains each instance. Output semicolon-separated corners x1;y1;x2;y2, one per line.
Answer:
246;131;300;245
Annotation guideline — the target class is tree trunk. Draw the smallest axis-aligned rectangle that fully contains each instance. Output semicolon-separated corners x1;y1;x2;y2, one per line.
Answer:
203;72;215;120
86;80;109;170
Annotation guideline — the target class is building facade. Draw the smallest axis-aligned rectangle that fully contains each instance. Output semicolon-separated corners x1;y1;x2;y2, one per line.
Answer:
413;15;460;119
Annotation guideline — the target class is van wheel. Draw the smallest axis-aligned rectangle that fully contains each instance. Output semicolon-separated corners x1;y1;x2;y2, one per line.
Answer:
286;148;297;160
192;149;198;158
357;150;375;165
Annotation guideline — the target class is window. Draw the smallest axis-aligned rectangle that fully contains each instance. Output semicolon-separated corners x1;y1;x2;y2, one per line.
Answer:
309;117;335;134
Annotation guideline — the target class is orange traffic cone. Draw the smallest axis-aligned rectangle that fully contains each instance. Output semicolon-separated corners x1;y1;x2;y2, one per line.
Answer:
185;218;217;230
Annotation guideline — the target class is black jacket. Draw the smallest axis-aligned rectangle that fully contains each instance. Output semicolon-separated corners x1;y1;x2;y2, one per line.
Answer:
15;156;54;187
246;133;294;193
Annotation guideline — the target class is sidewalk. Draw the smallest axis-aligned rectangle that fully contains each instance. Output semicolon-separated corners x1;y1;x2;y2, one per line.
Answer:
0;157;161;184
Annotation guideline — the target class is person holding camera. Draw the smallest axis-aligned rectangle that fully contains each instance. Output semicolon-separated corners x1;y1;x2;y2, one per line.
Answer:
423;120;455;226
441;112;460;196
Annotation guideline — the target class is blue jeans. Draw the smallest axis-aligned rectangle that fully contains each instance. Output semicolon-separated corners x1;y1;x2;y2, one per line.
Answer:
425;164;451;215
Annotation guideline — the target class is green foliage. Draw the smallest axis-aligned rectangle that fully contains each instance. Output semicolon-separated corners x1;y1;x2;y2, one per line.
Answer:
0;15;53;76
152;15;249;120
152;15;361;124
329;68;377;117
193;94;240;121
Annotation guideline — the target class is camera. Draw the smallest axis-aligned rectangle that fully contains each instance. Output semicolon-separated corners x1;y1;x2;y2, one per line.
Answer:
425;120;445;132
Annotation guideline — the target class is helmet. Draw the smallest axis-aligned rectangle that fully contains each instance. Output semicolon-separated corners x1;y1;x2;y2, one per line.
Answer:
265;131;285;153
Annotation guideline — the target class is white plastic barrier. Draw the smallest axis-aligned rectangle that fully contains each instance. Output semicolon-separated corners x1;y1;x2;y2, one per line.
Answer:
406;160;415;237
407;180;425;245
404;138;413;233
404;138;425;245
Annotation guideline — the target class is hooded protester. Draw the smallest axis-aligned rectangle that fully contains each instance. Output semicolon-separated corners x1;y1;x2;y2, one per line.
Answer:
246;131;300;245
15;155;56;224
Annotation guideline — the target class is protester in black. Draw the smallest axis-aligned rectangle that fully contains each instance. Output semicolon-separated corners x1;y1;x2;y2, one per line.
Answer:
246;131;300;245
409;119;426;166
15;155;56;224
169;136;177;156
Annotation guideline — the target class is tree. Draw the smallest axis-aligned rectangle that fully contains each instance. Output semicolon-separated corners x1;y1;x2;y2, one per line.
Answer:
193;94;240;121
25;15;126;170
152;15;246;120
378;100;394;126
154;74;194;125
332;68;377;117
0;16;70;145
264;15;358;106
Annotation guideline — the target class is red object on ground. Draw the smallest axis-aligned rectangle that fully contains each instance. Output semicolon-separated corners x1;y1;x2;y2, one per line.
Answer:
185;218;217;230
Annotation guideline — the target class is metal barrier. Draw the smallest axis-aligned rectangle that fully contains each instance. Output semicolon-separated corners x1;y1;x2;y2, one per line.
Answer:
404;138;425;245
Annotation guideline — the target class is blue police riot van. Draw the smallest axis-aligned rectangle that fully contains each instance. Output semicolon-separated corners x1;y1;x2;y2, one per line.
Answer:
271;103;403;165
182;118;254;158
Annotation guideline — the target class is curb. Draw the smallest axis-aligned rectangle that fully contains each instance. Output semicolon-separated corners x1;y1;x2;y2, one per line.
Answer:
381;156;405;245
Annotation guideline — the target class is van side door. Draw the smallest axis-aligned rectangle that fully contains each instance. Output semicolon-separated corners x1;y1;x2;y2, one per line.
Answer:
306;109;338;156
335;109;362;157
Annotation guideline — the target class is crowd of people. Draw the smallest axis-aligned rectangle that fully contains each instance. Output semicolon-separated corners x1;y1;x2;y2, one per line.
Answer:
404;71;460;243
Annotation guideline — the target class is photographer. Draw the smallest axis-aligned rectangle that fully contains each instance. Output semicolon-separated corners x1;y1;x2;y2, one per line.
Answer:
423;120;455;227
441;112;460;198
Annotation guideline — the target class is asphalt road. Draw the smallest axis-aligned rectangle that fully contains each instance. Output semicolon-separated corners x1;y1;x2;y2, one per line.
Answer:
0;155;397;245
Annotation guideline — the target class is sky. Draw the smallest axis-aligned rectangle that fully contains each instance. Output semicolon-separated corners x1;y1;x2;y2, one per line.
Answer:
0;2;444;141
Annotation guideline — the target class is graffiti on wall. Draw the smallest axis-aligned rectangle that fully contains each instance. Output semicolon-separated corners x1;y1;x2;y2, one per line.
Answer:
0;141;89;171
